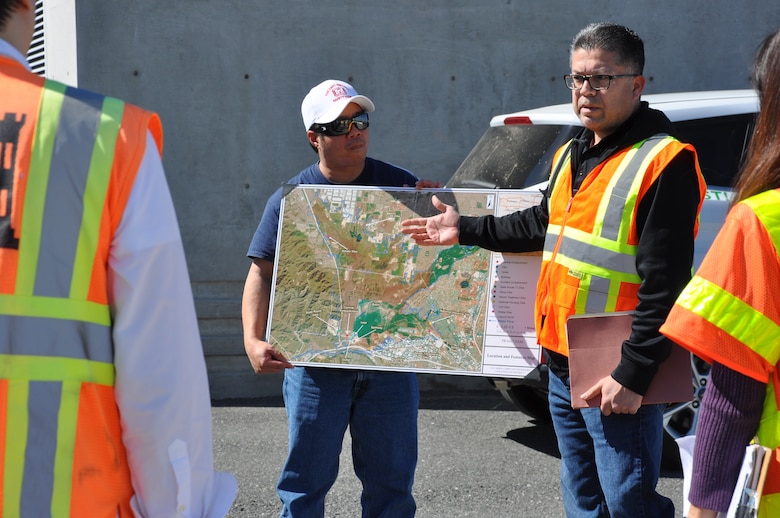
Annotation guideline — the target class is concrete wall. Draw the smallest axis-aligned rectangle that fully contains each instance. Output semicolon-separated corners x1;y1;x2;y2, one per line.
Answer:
72;1;780;399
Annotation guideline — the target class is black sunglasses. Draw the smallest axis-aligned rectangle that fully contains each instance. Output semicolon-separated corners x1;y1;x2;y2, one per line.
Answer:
311;112;369;136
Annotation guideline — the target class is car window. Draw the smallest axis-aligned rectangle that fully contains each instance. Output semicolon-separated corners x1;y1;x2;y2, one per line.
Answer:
672;114;756;188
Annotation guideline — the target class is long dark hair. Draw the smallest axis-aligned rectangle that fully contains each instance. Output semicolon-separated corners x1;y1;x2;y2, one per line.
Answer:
733;28;780;204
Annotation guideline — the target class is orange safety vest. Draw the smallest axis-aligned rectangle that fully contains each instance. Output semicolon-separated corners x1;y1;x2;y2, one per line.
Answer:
536;134;705;355
0;55;163;517
661;189;780;516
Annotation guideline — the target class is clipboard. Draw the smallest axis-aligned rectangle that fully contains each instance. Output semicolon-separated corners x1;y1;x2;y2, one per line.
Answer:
727;443;773;517
566;312;693;409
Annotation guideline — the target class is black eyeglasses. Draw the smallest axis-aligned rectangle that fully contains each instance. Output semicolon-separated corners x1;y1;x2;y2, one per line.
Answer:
311;112;370;136
563;74;639;91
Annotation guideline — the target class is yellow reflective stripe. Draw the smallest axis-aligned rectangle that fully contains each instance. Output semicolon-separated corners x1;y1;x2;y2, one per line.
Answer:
547;151;571;212
1;362;112;517
4;380;29;518
757;382;780;509
0;294;110;326
759;493;780;518
744;191;780;451
0;354;115;385
745;190;780;255
574;277;589;314
594;136;673;243
574;275;621;313
592;142;640;237
16;82;67;296
560;224;639;255
676;276;780;365
70;97;123;299
51;381;80;517
2;362;112;516
757;381;780;448
552;252;640;284
2;383;94;517
549;144;571;180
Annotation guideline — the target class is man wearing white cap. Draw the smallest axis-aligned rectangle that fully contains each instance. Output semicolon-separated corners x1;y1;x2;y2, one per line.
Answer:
242;79;439;517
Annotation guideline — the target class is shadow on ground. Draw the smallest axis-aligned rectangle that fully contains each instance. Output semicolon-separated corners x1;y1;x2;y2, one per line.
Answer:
212;389;517;411
504;420;561;458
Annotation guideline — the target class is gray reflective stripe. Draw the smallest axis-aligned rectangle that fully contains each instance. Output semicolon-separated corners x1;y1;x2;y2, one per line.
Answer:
542;231;557;255
547;233;637;274
35;87;105;298
0;314;113;363
585;276;611;313
600;135;671;241
20;381;61;518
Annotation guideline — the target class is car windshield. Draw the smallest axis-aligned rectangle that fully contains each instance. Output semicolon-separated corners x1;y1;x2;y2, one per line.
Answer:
447;113;756;191
447;125;579;190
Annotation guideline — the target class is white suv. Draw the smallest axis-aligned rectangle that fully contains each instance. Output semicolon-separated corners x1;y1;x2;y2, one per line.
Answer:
446;90;759;465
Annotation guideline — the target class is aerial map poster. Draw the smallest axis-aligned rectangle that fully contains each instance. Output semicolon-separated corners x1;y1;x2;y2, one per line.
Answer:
268;185;543;377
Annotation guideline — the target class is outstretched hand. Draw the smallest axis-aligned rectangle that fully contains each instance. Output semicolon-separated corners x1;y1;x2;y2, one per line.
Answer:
401;195;460;246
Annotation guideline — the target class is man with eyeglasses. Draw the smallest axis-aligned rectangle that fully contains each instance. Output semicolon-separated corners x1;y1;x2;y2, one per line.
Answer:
242;79;439;517
402;23;704;516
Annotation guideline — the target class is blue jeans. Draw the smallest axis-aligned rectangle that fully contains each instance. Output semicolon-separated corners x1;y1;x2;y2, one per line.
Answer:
548;369;674;517
278;367;419;517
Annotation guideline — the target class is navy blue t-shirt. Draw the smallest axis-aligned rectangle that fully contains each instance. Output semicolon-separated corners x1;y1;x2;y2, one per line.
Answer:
247;157;418;262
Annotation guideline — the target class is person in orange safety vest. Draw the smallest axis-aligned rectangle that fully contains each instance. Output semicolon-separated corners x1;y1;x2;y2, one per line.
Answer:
660;27;780;518
0;0;235;516
401;23;706;517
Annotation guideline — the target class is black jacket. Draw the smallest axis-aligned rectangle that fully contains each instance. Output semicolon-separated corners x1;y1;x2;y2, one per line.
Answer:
458;102;702;395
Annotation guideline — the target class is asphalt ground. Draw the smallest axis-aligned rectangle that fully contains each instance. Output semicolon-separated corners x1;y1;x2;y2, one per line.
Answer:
211;384;686;517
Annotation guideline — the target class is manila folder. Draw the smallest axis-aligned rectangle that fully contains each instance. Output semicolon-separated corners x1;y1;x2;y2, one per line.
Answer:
567;312;693;409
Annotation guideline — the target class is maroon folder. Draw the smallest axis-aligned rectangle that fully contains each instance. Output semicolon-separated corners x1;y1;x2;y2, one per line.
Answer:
566;312;693;409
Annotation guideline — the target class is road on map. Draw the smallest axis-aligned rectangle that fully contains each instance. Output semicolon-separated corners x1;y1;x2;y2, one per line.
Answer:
212;383;686;517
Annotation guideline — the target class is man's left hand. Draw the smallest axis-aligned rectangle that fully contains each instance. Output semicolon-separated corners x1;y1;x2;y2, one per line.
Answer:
580;376;643;416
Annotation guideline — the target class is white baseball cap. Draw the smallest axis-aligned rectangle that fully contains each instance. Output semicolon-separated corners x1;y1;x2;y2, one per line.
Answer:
301;79;375;131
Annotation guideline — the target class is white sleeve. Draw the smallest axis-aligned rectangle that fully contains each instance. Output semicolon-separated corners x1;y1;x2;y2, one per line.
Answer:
109;131;237;518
